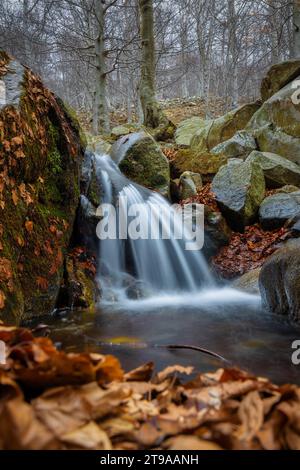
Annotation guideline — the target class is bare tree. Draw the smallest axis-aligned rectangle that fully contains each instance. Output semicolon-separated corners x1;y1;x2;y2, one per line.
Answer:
293;0;300;57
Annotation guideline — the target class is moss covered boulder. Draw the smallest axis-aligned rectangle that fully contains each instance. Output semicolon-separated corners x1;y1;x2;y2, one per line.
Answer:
175;117;206;147
212;160;266;231
173;102;260;176
0;52;84;323
246;151;300;188
247;77;300;163
111;131;170;196
261;60;300;101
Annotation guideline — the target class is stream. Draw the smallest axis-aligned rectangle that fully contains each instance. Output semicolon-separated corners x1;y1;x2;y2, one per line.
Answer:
31;153;300;385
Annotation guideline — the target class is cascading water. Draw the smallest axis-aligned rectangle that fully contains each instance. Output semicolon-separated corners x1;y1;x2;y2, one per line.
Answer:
94;154;216;302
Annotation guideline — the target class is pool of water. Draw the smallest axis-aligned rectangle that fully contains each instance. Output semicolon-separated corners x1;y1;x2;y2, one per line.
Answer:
30;287;300;385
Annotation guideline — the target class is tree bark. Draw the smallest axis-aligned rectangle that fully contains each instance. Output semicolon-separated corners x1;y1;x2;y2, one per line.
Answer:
93;0;109;135
293;0;300;58
138;0;168;129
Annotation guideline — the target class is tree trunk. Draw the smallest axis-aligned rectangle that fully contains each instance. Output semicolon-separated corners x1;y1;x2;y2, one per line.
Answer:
93;0;109;135
138;0;168;129
293;0;300;58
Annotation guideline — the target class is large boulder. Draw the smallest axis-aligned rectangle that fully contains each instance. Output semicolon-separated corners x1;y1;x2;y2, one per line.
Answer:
173;102;260;176
175;117;206;146
247;77;300;164
261;60;300;101
246;151;300;188
111;131;170;196
191;102;261;151
211;131;257;160
259;191;300;230
212;160;266;231
259;239;300;322
0;52;84;323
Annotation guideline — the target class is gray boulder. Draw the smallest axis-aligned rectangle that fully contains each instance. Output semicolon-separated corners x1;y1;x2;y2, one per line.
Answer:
259;239;300;322
211;131;257;160
175;117;206;147
212;160;266;231
246;151;300;188
232;268;261;295
259;191;300;230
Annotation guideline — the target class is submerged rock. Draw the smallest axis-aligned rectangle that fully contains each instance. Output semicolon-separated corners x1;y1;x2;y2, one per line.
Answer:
259;191;300;230
111;131;170;197
261;60;300;101
212;160;265;231
246;151;300;188
259;239;300;322
0;52;84;322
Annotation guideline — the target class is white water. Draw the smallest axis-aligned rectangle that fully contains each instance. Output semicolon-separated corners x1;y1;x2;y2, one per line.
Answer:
95;154;259;306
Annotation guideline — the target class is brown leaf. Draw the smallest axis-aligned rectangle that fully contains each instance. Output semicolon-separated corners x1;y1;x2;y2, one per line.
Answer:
163;435;222;450
25;220;34;233
0;290;6;309
125;362;154;382
36;277;49;291
235;391;264;441
61;422;112;450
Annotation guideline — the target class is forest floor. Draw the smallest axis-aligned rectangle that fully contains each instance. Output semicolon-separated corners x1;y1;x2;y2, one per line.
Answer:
1;324;300;450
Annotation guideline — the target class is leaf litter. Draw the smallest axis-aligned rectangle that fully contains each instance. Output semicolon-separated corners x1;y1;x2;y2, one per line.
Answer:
0;324;300;450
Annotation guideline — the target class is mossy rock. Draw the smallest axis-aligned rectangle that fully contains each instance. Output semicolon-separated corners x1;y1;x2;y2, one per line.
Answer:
0;53;84;323
261;60;300;101
212;160;266;232
112;132;170;196
174;148;228;176
190;102;261;152
175;117;206;146
247;77;300;163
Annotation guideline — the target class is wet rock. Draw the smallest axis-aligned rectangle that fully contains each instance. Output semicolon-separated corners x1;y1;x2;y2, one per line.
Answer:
87;136;111;155
0;52;84;323
246;151;300;188
111;123;142;138
203;207;232;259
232;268;261;295
211;131;257;160
212;160;265;231
259;239;300;322
259;191;300;230
111;131;170;197
261;60;300;101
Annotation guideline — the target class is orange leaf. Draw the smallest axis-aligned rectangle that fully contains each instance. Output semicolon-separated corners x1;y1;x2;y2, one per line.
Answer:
11;136;23;146
12;189;18;206
0;290;6;309
25;221;34;233
36;277;49;291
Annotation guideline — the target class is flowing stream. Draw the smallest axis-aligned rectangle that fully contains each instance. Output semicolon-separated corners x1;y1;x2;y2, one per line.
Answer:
36;153;300;385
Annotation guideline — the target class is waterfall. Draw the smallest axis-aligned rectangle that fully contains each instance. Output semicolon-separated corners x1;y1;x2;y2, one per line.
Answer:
94;154;214;302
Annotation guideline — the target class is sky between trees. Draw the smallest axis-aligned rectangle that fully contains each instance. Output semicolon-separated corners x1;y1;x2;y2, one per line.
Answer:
0;0;299;133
